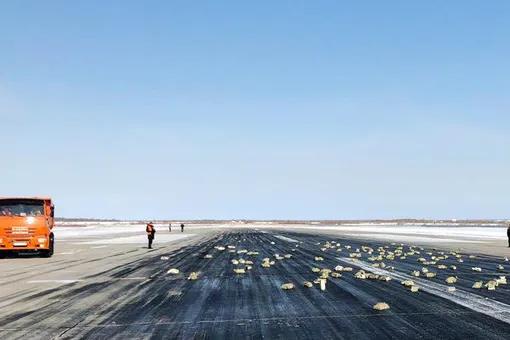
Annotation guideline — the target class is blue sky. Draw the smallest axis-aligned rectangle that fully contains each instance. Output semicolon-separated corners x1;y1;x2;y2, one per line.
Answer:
1;1;509;220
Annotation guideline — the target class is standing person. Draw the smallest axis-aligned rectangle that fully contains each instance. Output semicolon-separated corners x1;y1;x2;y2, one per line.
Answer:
507;223;510;248
169;223;172;232
146;222;156;249
181;223;185;233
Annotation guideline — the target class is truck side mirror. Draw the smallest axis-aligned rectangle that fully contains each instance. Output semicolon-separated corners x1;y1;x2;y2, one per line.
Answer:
50;206;55;218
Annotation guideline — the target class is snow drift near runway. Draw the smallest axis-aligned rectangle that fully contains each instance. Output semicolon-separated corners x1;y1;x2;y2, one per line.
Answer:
343;233;487;243
284;225;507;240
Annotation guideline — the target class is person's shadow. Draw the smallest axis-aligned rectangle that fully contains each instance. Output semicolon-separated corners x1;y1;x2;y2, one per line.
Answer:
139;246;158;251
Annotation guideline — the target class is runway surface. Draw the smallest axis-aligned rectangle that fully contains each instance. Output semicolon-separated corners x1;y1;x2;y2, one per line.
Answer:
1;229;509;339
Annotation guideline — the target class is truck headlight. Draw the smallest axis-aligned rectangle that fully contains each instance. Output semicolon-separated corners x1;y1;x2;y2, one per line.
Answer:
37;238;47;243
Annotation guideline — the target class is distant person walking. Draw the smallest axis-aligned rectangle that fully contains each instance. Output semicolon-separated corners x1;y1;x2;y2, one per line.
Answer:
507;223;510;248
146;222;156;249
168;223;172;232
181;223;185;233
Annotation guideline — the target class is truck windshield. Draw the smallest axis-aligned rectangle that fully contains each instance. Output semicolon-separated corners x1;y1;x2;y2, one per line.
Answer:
0;199;45;217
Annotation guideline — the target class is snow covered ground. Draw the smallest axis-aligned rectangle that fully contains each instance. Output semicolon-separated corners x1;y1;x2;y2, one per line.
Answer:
274;235;299;243
54;224;146;239
285;225;507;240
343;233;487;243
52;222;508;241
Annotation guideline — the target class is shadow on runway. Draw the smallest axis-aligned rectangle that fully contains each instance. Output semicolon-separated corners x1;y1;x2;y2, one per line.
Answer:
0;251;45;259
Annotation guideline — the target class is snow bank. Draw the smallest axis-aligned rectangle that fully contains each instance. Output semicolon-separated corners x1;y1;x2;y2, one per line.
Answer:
344;233;487;243
286;225;507;240
52;222;508;241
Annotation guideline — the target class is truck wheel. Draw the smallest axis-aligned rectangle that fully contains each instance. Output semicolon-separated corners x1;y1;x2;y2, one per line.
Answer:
41;235;54;258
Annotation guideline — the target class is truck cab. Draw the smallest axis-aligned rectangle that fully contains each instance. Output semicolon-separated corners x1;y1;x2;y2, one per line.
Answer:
0;197;55;258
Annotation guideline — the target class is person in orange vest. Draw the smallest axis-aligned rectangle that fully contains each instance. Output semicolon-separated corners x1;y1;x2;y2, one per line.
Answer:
146;222;156;249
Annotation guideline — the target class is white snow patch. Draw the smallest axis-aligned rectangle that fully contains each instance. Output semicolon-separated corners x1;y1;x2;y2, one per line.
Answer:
274;235;299;243
53;224;219;240
53;224;147;239
344;233;487;244
74;234;195;245
55;221;133;226
52;223;508;242
27;280;82;284
283;225;507;240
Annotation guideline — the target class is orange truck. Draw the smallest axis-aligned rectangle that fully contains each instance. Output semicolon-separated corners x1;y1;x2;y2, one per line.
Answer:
0;197;55;258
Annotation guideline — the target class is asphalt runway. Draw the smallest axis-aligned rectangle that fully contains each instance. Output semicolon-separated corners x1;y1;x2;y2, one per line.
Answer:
1;229;509;339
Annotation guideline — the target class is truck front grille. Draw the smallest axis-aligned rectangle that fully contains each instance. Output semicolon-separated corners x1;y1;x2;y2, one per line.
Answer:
4;227;36;237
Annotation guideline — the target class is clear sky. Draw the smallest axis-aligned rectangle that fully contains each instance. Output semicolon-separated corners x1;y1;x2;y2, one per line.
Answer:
1;1;509;220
